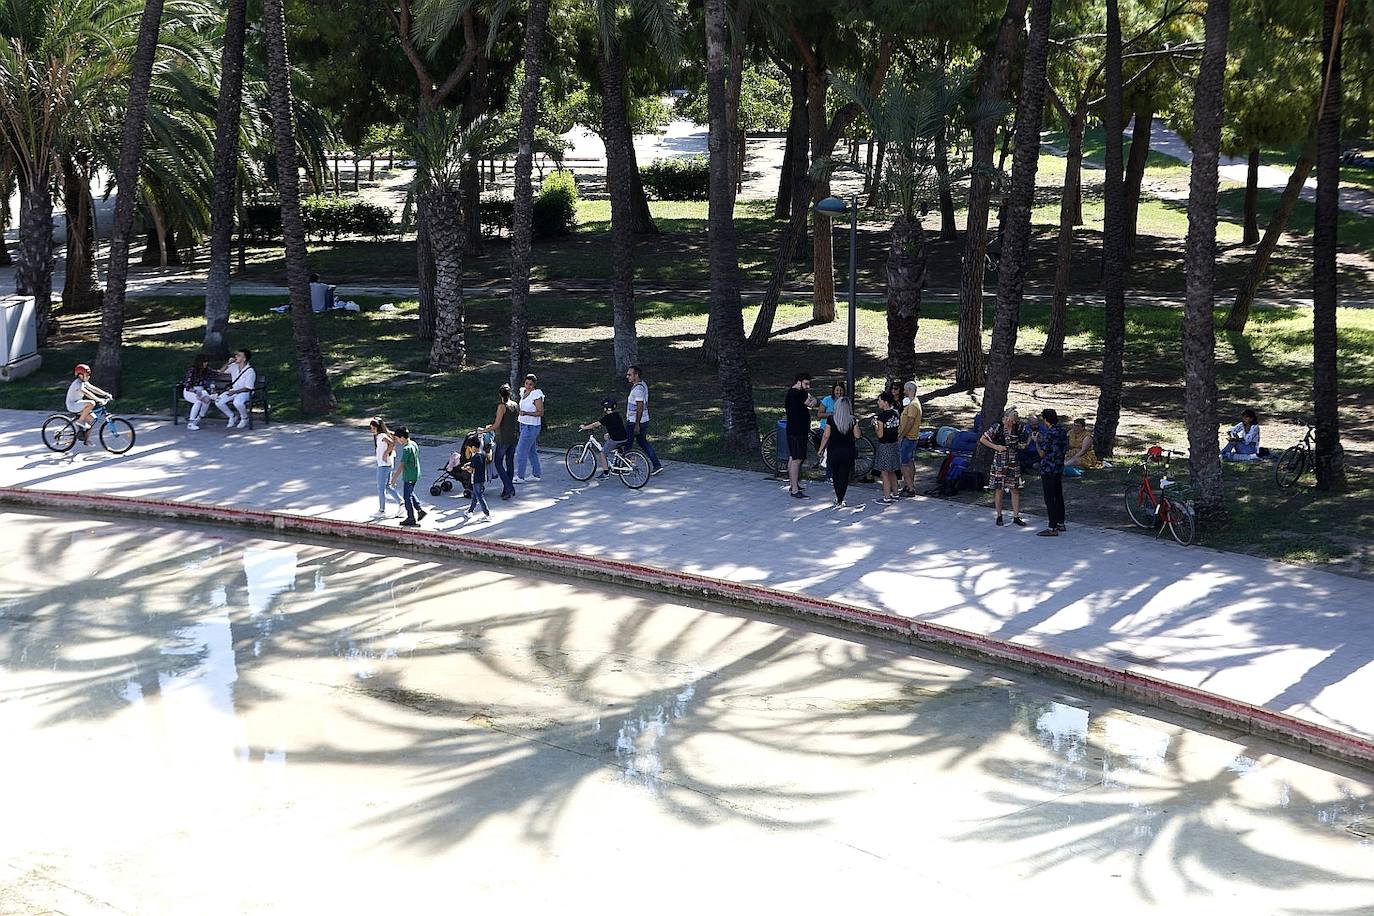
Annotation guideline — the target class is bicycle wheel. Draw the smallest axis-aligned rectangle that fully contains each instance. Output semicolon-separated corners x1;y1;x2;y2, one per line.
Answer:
619;449;651;489
41;415;77;453
565;443;597;481
759;429;780;475
1274;445;1306;489
854;435;876;479
1124;476;1154;528
1163;499;1196;546
99;417;136;454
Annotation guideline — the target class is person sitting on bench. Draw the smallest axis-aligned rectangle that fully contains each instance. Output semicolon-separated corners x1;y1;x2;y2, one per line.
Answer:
214;348;257;429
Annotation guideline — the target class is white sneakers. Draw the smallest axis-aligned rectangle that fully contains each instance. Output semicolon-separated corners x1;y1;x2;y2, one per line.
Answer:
187;423;200;431
236;417;249;429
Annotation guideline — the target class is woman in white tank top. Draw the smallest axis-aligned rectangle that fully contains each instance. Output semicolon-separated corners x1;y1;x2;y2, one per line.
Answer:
370;418;403;519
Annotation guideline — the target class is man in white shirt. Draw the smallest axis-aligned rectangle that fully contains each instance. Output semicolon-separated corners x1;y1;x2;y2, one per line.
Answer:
215;348;257;429
625;365;663;475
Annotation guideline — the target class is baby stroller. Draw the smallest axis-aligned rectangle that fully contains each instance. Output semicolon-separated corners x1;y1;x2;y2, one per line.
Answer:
428;431;488;498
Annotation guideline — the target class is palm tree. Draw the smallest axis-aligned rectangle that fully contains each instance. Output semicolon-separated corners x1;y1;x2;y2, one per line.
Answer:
262;0;335;413
0;0;122;346
1092;0;1127;458
977;0;1055;437
592;0;680;375
507;0;551;389
1312;0;1347;490
704;0;757;450
92;0;166;393
1181;0;1232;521
406;110;490;372
203;0;249;362
954;0;1030;391
843;71;978;383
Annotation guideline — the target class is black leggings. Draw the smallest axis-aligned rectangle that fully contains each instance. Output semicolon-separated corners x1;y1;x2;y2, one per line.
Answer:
830;453;855;503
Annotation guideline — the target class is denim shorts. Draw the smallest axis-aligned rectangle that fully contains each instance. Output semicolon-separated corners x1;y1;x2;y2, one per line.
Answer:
899;438;918;465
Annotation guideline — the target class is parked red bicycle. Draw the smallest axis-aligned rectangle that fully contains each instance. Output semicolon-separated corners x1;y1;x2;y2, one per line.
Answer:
1124;447;1196;545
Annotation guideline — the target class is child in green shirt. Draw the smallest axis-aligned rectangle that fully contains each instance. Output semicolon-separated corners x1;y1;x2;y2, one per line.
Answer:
388;426;429;526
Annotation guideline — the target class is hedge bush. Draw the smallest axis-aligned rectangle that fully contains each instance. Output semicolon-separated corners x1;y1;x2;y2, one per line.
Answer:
639;156;709;200
532;170;578;239
479;197;515;237
300;196;393;241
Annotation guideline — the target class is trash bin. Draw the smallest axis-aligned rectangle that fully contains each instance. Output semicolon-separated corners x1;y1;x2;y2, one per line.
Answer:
0;295;41;382
777;419;791;462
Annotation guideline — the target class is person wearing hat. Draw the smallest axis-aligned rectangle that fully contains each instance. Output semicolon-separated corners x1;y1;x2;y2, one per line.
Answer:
578;398;630;479
1031;407;1069;536
66;363;111;444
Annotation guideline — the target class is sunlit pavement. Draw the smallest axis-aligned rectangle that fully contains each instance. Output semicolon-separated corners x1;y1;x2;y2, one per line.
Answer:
1;512;1371;912
1;407;1373;754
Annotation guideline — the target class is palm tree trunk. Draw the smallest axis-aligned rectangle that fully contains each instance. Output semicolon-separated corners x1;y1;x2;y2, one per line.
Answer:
956;0;1030;391
1181;0;1231;521
776;66;806;220
1313;0;1347;490
885;214;926;383
977;0;1053;437
508;0;551;389
203;0;248;362
806;66;836;324
1224;142;1313;332
428;189;467;370
416;193;437;340
93;0;165;394
16;174;53;344
1043;105;1086;360
263;0;335;414
598;33;640;375
705;0;758;450
1242;146;1261;245
61;157;97;312
1123;96;1153;252
867;138;886;207
1093;0;1127;458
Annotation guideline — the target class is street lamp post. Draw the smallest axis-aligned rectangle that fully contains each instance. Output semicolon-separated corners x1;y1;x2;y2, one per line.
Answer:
815;194;858;401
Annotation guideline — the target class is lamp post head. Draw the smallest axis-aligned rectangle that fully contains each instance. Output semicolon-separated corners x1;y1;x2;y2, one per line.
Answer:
814;195;849;216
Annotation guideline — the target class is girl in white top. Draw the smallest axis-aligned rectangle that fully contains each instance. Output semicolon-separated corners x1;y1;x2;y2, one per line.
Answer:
515;373;545;481
369;417;403;518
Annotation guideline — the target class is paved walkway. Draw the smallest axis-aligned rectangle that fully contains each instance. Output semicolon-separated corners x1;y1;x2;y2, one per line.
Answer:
2;408;1372;753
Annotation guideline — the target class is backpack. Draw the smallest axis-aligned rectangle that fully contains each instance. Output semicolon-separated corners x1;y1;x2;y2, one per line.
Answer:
935;451;970;496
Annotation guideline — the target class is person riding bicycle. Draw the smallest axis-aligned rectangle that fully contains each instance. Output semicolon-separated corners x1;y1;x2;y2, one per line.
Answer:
66;363;111;445
578;399;630;479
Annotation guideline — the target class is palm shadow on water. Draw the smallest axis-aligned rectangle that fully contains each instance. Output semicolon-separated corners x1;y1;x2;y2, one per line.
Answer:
3;510;1372;905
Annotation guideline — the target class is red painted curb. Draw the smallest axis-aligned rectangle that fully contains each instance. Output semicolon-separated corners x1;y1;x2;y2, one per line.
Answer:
4;485;1372;768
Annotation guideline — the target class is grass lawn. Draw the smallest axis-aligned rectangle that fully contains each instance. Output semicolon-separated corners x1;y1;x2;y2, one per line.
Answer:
1261;144;1374;194
6;292;1372;574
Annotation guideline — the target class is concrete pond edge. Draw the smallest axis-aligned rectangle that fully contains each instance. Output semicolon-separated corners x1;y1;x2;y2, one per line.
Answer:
4;485;1372;771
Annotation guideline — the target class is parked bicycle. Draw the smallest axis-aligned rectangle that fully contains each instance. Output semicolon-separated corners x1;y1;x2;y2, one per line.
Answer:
41;402;136;455
1124;446;1196;546
1275;423;1315;490
760;424;876;479
565;434;651;489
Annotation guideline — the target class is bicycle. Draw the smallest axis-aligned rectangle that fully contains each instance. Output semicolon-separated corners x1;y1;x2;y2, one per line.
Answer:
41;402;136;455
760;424;876;479
1275;423;1315;490
565;434;651;489
1124;446;1195;545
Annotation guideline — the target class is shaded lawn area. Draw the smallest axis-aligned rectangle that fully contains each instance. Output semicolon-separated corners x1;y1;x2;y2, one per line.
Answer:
1218;184;1374;257
6;292;1372;573
235;194;1374;299
1260;144;1374;194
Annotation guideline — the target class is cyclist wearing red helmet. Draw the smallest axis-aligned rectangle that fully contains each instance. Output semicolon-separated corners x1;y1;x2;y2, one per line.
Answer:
66;363;111;443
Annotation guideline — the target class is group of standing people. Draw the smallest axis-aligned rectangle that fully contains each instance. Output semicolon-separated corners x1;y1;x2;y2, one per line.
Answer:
366;366;664;527
979;407;1073;536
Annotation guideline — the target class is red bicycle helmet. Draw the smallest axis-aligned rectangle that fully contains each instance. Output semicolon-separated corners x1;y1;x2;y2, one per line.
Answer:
1146;445;1164;461
73;363;91;376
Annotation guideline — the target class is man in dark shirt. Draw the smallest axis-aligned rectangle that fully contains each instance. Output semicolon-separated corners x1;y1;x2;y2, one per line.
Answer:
1032;408;1069;536
579;398;630;479
784;372;815;498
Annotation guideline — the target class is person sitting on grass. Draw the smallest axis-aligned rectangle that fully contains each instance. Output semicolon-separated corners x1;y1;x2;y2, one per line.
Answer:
578;399;629;479
1065;417;1103;471
66;363;111;444
1221;409;1261;462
